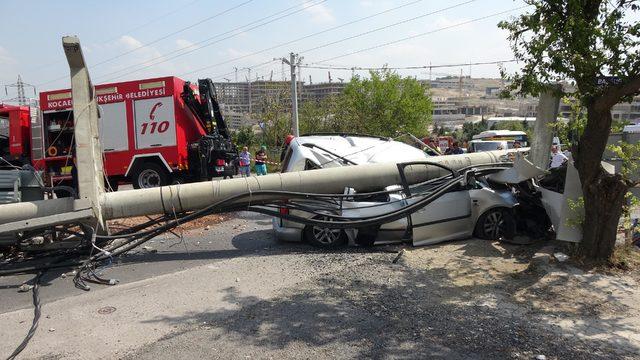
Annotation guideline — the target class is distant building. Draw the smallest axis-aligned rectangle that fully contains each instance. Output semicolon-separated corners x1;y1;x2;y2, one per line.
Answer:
215;80;347;116
302;82;347;103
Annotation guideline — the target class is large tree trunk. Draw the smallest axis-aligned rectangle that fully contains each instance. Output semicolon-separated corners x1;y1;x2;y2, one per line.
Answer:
580;169;628;259
575;104;628;260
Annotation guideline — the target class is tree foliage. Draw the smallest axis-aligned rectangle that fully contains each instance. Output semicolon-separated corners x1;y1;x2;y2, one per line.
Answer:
258;88;292;149
337;69;432;137
298;95;346;134
299;70;433;138
499;0;640;260
461;119;488;142
232;126;257;148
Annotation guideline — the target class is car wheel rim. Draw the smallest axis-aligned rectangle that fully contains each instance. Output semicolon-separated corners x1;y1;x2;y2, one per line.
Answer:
139;169;161;188
311;217;342;245
484;211;504;239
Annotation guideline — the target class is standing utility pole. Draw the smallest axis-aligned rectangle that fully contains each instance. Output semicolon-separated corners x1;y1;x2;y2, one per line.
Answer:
529;85;562;169
4;75;36;105
281;52;302;137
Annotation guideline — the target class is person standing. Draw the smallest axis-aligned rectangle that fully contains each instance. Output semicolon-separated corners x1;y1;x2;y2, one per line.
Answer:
449;141;464;155
549;145;568;168
255;145;268;176
239;146;251;177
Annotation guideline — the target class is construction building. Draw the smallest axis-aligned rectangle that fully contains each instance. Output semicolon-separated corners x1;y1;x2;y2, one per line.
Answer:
214;80;347;129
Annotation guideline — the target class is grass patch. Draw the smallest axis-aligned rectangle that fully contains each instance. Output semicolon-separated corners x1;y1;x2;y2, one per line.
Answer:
609;244;640;272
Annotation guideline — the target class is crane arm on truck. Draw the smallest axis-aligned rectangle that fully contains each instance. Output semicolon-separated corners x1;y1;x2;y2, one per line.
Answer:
181;78;229;139
181;78;238;181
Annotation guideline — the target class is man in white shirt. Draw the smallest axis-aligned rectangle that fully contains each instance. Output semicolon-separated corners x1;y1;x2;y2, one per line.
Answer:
549;145;568;168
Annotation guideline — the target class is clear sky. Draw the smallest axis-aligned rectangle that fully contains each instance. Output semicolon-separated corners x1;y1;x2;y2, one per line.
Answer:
0;0;531;96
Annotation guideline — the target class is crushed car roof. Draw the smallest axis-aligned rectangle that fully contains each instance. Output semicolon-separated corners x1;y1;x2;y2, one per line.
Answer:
291;134;429;168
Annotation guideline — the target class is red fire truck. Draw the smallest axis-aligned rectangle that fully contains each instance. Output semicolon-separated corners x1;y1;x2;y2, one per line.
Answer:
9;76;237;189
0;104;32;167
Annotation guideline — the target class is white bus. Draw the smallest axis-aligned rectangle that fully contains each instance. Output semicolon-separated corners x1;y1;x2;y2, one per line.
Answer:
469;130;529;153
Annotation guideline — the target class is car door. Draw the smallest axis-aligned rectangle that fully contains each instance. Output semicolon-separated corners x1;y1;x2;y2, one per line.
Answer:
408;190;473;246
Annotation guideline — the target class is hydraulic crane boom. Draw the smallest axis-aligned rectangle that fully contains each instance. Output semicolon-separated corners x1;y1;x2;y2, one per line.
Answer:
181;78;238;181
181;78;229;139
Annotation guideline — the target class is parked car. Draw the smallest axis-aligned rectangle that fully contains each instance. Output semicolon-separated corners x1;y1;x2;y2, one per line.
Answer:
273;134;523;248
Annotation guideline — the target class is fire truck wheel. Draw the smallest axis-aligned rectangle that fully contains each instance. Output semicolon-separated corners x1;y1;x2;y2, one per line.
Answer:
131;162;170;189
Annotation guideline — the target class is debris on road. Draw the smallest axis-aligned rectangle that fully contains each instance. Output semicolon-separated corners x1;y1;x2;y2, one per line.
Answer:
554;252;569;262
142;246;157;254
17;284;33;293
392;249;406;264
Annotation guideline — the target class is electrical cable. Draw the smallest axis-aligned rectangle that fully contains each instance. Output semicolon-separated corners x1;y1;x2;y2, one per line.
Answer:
222;6;525;82
178;0;478;77
314;5;530;64
36;0;256;87
6;271;42;360
26;0;203;73
299;59;518;71
0;161;513;276
97;0;432;82
96;0;328;82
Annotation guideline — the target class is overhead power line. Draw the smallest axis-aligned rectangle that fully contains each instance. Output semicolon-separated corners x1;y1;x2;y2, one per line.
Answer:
314;5;530;64
92;0;254;67
97;0;329;83
299;0;476;55
102;0;430;83
28;0;203;72
100;0;204;44
300;59;517;71
207;60;278;82
178;0;474;78
204;5;525;83
36;0;254;87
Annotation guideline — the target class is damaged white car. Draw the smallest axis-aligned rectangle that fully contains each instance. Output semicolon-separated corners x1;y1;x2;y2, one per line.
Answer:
273;134;562;248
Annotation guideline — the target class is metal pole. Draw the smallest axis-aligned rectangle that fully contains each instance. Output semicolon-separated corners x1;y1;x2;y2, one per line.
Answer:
289;52;300;137
529;84;561;169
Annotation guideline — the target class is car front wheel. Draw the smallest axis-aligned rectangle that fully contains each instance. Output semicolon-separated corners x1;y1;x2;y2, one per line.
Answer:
304;215;347;249
475;208;516;240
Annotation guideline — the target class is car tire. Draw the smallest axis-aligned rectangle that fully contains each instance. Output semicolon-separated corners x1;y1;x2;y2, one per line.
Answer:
304;215;348;249
131;162;170;189
474;208;516;240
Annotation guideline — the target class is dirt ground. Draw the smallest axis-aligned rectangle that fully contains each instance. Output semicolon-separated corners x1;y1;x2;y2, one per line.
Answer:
125;234;640;359
108;213;230;233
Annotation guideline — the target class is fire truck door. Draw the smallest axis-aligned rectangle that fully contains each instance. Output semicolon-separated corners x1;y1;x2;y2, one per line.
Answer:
98;102;128;152
133;97;176;149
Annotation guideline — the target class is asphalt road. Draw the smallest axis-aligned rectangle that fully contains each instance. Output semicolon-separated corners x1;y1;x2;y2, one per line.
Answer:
1;211;638;359
0;211;301;313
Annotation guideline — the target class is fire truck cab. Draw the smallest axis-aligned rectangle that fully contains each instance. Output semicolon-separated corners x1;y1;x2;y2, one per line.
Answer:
0;104;32;167
38;76;237;189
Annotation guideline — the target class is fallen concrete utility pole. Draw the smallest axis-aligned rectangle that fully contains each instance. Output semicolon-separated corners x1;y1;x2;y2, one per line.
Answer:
0;37;511;234
0;150;508;229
